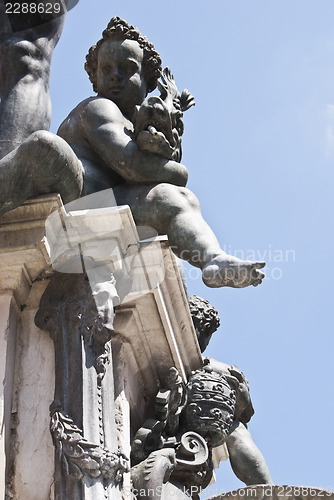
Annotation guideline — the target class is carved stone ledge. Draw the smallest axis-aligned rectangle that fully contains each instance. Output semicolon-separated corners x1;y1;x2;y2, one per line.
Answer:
0;194;61;306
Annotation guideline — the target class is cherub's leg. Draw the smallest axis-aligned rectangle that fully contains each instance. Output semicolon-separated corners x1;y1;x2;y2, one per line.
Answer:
0;3;66;158
114;183;265;288
0;131;83;216
226;421;273;485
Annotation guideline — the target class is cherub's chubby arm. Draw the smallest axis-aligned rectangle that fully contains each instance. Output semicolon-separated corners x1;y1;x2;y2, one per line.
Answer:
80;98;188;187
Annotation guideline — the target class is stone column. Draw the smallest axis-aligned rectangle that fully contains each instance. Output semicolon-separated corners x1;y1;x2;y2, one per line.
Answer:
35;272;129;500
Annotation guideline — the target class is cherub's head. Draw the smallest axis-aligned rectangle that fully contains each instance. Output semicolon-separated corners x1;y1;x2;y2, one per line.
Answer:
85;17;162;117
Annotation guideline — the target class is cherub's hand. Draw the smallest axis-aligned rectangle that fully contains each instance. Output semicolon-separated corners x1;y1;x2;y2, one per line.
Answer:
136;127;175;159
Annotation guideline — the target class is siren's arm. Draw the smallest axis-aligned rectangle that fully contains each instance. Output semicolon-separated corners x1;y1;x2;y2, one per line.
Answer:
226;421;273;485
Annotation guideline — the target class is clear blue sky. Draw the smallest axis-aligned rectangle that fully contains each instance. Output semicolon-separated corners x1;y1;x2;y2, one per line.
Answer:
50;0;334;494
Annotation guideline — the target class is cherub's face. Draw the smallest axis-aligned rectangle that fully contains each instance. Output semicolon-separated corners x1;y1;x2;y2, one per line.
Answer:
96;39;148;119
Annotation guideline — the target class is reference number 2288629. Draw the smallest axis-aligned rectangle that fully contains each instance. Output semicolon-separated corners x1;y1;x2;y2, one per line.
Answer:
5;3;62;14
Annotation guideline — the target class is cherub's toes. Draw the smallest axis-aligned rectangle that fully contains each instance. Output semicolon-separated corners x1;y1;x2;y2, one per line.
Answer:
254;261;266;270
252;279;263;287
251;267;265;280
252;269;265;285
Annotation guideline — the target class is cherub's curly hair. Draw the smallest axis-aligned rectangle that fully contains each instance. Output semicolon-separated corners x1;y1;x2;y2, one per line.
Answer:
188;295;221;352
85;17;162;94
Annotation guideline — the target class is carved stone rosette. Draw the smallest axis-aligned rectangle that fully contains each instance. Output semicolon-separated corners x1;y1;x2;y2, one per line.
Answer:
35;271;129;499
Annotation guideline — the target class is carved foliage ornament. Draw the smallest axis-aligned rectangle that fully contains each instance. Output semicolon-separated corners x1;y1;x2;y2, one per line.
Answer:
50;403;129;483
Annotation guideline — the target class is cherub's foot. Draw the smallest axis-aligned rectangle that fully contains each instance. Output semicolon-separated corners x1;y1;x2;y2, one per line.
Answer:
0;130;83;216
0;131;83;217
202;254;265;288
21;130;84;204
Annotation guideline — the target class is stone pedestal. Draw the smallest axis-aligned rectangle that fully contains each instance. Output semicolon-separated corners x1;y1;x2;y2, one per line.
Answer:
0;195;203;499
0;196;326;500
0;195;58;499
